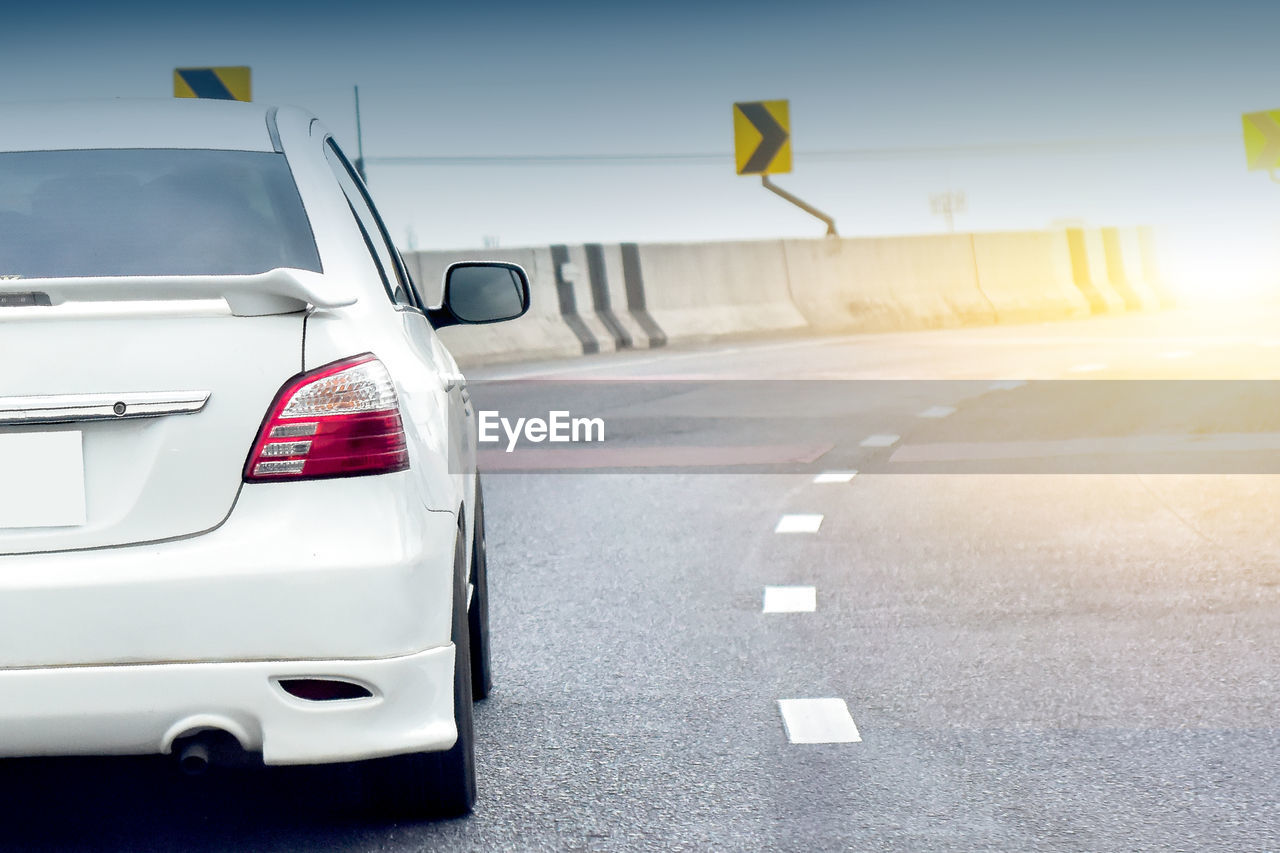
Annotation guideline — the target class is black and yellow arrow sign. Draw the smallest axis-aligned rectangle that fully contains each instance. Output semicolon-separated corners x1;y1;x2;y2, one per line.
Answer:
174;67;252;102
733;100;791;175
1243;109;1280;171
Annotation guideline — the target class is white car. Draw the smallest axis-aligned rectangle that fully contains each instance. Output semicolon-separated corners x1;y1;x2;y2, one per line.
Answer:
0;99;528;817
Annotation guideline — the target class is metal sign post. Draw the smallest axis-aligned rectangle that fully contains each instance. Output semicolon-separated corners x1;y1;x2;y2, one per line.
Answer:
762;175;837;236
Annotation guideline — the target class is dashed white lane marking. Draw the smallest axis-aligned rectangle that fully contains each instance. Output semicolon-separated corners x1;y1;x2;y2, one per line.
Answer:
1069;363;1107;373
813;470;857;483
918;405;957;418
988;380;1027;390
859;434;900;448
762;586;817;613
775;514;823;533
777;698;862;744
1162;350;1194;359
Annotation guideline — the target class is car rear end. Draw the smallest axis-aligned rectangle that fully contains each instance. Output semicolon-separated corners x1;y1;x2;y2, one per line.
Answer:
0;103;459;769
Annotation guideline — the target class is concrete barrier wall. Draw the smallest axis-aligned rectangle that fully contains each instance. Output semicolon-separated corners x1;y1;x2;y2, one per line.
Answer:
1065;228;1126;314
595;243;665;349
1136;226;1177;309
1101;227;1161;311
406;225;1162;367
629;239;808;343
971;231;1090;324
783;234;996;332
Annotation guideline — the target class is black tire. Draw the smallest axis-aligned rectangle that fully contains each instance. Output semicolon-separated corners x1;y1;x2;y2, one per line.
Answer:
364;528;477;818
469;480;492;701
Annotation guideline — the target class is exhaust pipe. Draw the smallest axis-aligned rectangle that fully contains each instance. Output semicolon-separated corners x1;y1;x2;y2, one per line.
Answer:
171;727;258;774
178;740;211;776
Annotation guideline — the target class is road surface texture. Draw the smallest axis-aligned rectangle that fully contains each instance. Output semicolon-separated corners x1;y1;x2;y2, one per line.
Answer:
2;302;1277;851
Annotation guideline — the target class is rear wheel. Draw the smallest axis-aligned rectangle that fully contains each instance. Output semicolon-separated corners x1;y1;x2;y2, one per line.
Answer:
364;528;476;818
469;480;492;701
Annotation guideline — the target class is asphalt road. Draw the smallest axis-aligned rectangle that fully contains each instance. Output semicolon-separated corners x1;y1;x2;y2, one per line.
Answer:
3;302;1279;851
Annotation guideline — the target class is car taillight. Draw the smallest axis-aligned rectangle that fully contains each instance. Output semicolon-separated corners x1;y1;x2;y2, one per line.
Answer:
244;353;409;482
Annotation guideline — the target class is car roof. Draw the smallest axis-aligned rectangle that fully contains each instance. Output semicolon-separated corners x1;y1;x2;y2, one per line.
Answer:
0;99;305;154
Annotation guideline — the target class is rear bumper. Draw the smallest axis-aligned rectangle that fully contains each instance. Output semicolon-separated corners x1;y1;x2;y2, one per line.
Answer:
0;474;458;668
0;645;457;765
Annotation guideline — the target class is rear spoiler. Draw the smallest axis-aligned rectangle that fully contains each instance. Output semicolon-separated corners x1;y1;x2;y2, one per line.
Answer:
0;268;357;317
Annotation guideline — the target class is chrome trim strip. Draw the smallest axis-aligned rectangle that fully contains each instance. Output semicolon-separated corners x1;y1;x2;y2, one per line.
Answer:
0;391;211;425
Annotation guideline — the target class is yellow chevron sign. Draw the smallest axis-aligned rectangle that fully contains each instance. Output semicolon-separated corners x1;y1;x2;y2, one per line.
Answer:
733;100;791;175
1242;109;1280;171
174;67;252;102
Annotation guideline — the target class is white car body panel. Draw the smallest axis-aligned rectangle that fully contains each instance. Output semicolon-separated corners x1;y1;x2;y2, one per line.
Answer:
0;477;456;668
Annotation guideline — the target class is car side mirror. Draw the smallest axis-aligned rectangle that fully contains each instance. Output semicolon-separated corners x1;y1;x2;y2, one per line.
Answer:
430;262;530;328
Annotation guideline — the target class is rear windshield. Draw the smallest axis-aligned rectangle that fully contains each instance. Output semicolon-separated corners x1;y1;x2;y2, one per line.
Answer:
0;149;322;279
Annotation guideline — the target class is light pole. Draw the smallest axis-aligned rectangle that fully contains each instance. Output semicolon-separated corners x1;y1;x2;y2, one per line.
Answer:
930;190;967;232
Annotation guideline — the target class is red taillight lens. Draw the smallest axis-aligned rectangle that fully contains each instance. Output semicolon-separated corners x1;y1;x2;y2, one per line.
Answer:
244;353;409;482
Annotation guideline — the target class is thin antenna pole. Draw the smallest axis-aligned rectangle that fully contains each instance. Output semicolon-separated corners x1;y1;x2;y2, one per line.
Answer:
354;85;368;183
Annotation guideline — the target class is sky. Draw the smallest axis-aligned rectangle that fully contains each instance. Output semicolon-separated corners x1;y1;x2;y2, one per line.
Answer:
4;0;1280;291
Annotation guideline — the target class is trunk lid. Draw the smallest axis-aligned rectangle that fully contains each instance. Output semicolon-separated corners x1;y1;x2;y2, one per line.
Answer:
0;296;304;554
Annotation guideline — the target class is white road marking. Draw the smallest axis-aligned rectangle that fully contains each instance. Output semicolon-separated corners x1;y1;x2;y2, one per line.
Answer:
762;586;817;613
777;698;862;744
775;514;823;533
813;470;857;483
860;434;900;448
988;380;1027;390
1069;363;1107;373
1161;350;1194;359
918;405;957;418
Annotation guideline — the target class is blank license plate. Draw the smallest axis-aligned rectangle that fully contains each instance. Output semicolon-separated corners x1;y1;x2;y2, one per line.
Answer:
0;432;86;528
